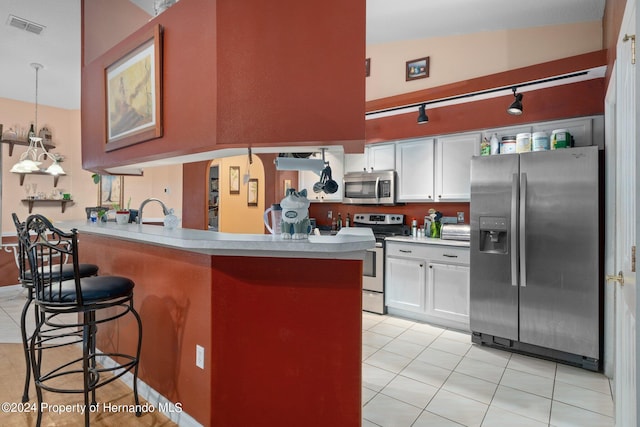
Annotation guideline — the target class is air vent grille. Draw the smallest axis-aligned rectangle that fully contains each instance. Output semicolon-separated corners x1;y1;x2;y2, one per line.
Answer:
7;14;45;35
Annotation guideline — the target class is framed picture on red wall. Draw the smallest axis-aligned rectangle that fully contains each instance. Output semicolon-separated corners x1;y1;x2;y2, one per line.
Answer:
105;25;163;152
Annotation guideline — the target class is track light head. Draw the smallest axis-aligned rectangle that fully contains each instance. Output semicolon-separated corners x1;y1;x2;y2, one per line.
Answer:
507;87;523;115
417;104;429;124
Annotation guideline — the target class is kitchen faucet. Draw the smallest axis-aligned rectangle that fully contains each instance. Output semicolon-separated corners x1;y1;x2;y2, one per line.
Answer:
137;198;170;224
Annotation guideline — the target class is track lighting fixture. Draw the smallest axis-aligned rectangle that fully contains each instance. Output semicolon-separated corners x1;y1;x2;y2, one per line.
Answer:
507;87;523;115
417;104;429;124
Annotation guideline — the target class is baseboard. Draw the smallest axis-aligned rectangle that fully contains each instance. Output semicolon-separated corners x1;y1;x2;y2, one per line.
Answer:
96;352;203;427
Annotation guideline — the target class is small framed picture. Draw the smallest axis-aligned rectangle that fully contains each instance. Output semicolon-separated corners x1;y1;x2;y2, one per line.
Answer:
283;179;292;196
247;179;258;206
406;56;429;81
365;58;371;77
229;166;240;194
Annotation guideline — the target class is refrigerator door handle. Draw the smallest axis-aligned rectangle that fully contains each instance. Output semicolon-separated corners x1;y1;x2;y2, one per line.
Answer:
511;173;518;287
519;172;527;287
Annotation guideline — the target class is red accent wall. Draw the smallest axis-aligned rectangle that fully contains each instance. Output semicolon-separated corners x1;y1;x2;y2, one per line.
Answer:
81;234;362;426
603;0;628;87
366;79;605;143
82;235;213;424
81;0;365;173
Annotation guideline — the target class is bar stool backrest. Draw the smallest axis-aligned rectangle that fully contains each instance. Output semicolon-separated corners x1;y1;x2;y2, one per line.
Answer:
18;214;84;307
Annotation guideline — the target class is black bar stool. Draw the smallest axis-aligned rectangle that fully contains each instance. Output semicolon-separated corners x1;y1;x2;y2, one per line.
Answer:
12;213;99;403
18;214;143;427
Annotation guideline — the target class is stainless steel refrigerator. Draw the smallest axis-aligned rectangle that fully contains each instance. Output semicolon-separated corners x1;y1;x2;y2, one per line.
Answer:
469;146;601;371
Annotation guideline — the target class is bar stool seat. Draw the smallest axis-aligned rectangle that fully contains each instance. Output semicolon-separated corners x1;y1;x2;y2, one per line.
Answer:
51;275;133;303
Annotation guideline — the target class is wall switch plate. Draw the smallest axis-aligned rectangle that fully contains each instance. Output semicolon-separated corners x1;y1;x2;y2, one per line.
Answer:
327;210;333;219
196;345;205;369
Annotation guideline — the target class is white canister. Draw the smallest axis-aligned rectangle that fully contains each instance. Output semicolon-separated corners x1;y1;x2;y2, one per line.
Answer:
515;133;531;153
532;131;550;151
490;133;500;155
500;136;516;154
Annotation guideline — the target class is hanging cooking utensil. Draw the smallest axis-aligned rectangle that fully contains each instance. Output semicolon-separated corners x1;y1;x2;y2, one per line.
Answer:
313;167;325;193
323;165;339;194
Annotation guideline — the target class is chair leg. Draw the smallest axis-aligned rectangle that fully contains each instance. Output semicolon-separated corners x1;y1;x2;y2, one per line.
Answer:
131;302;143;416
29;312;44;427
20;289;33;403
82;313;92;427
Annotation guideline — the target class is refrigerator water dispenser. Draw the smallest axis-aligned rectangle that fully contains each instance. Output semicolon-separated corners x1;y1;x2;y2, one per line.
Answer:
479;216;508;253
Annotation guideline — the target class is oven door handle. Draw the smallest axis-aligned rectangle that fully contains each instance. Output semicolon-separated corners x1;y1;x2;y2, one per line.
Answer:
375;177;380;201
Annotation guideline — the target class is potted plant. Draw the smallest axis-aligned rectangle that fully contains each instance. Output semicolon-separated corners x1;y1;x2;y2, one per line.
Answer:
114;197;132;225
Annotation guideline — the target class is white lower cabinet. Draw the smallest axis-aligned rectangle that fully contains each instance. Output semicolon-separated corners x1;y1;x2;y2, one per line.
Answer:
386;256;426;313
385;241;470;330
428;262;470;325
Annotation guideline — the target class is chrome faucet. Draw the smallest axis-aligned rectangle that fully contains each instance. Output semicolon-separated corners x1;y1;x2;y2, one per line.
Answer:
137;198;170;224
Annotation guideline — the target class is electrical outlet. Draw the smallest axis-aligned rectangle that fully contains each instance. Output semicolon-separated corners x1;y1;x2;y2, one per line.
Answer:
327;210;333;219
196;345;205;369
457;212;465;223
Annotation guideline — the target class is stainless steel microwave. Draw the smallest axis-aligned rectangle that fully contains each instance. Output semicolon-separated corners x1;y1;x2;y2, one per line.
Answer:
343;170;397;205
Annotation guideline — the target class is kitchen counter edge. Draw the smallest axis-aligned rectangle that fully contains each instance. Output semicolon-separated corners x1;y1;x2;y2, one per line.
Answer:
385;236;470;248
59;221;376;260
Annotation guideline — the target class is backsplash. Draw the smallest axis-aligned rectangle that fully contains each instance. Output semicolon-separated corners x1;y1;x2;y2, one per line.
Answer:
308;202;470;228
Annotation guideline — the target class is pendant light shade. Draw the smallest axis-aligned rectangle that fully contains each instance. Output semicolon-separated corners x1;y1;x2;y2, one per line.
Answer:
417;103;429;124
507;87;523;115
11;63;66;176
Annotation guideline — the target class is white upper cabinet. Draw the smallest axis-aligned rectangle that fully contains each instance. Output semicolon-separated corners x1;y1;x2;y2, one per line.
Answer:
298;150;344;202
434;133;480;201
396;138;435;202
344;143;396;173
367;144;396;171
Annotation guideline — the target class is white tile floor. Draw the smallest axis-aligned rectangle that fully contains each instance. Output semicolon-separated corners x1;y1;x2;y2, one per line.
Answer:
0;285;615;427
361;312;614;427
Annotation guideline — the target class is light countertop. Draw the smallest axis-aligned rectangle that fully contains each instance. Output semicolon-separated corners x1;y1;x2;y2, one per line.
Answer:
58;221;376;260
385;235;470;248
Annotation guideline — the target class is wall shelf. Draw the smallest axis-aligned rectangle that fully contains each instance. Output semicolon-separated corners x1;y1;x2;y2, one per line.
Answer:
15;171;65;187
21;199;73;213
1;138;55;157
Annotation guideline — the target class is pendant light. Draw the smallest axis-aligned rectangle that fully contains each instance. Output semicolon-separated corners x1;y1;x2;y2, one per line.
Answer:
507;87;523;115
11;63;65;176
417;104;429;124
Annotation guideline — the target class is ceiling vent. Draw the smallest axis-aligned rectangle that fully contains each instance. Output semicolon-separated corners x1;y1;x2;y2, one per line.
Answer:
7;14;45;35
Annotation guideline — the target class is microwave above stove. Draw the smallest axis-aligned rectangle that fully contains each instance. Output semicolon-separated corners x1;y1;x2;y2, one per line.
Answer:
343;170;397;205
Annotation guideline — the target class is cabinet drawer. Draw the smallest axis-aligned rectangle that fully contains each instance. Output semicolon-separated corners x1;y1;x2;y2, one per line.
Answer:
385;242;469;265
385;242;430;259
422;246;469;265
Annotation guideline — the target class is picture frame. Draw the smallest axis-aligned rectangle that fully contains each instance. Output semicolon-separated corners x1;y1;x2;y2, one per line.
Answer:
406;56;429;81
105;24;163;152
98;175;124;208
365;58;371;77
229;166;240;194
283;179;292;196
247;179;258;206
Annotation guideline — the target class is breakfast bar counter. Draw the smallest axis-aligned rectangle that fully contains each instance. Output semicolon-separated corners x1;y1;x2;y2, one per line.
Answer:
62;221;374;427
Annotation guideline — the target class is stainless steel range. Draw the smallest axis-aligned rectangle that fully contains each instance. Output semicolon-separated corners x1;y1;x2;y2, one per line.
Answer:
353;213;407;314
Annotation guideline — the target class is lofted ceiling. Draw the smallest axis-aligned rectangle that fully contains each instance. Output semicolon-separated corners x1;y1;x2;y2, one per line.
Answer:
0;0;606;111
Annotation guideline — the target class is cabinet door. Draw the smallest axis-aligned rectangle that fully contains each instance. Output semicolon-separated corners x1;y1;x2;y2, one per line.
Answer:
396;138;435;202
435;133;479;201
298;151;344;202
367;144;396;171
531;117;593;148
428;262;470;326
385;256;426;313
344;153;366;173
